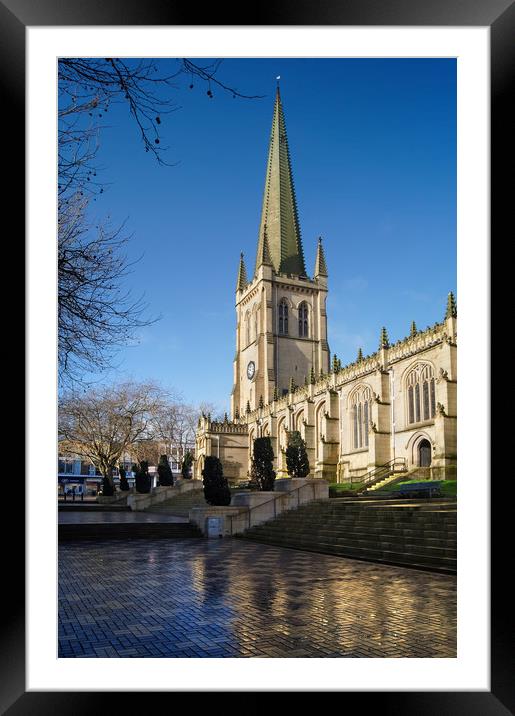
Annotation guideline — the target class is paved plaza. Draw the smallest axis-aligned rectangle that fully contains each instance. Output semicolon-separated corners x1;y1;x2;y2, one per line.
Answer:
59;539;456;658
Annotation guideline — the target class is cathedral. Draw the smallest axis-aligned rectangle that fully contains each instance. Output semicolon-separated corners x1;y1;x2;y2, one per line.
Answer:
195;88;457;485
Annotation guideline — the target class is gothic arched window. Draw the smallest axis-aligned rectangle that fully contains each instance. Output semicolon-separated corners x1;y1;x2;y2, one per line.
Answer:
406;363;436;424
278;299;288;335
298;302;309;337
350;385;372;450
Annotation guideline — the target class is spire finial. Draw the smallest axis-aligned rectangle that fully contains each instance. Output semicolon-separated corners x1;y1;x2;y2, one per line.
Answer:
445;291;457;319
379;327;390;349
314;236;328;278
236;252;248;292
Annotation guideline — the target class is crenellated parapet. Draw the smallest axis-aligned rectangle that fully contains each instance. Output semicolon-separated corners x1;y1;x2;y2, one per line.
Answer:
209;422;249;435
237;316;452;422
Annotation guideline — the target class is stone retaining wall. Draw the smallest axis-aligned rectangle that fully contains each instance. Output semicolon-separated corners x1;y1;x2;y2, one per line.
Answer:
190;478;328;537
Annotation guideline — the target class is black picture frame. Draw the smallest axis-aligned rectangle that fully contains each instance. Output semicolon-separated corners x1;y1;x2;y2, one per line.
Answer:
10;0;510;712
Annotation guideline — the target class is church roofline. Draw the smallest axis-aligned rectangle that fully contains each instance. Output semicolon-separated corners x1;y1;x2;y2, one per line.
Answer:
237;312;454;422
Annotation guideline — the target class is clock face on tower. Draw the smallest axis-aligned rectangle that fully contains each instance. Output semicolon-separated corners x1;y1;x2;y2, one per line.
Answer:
247;361;255;380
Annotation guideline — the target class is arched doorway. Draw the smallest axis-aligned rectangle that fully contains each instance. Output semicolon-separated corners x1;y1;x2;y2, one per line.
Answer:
418;439;432;467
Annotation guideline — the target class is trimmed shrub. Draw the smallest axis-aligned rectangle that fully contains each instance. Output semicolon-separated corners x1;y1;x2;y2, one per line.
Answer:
101;475;114;496
286;430;310;478
202;455;231;506
181;451;193;479
157;454;173;486
135;460;151;494
119;465;130;491
252;436;276;491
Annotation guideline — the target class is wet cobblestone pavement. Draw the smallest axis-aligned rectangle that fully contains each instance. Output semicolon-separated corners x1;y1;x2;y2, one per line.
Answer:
59;539;456;658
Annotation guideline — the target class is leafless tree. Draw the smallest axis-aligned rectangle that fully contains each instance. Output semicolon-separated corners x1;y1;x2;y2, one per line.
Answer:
58;58;263;201
58;380;167;488
58;58;262;387
58;195;157;383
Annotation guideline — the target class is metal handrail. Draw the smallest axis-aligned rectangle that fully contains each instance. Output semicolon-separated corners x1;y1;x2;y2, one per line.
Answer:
360;457;407;487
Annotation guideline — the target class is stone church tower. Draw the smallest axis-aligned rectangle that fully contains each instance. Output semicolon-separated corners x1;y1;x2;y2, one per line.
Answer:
231;88;331;418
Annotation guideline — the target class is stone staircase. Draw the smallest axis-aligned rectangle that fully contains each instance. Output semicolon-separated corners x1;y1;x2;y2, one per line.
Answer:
240;498;457;574
144;488;207;517
363;467;432;493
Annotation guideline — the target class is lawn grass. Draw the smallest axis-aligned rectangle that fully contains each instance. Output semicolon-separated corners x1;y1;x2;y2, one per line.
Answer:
328;482;365;496
377;478;457;498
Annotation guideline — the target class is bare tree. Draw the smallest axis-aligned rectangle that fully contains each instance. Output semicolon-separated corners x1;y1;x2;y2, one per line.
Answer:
58;195;157;384
58;58;262;386
58;58;263;201
58;380;167;489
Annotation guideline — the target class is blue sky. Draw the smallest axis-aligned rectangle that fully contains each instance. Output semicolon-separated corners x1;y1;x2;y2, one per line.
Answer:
77;58;456;413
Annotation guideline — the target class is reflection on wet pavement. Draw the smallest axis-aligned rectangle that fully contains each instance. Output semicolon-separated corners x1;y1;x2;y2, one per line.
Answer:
59;539;456;658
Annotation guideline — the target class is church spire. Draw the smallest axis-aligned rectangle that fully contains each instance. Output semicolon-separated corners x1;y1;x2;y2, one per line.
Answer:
314;236;328;278
256;225;273;269
255;87;306;277
236;252;248;292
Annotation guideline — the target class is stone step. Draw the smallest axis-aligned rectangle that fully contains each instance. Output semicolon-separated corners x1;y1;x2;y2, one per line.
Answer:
253;525;456;541
242;534;456;574
241;498;457;573
145;489;207;515
247;529;456;557
58;504;132;512
250;523;456;545
260;517;457;532
267;506;457;518
58;522;202;541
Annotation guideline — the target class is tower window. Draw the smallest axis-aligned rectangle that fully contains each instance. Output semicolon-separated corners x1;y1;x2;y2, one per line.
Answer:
278;299;288;335
298;302;309;337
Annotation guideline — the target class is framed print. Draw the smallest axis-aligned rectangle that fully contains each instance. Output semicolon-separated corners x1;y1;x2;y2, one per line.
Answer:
9;0;512;712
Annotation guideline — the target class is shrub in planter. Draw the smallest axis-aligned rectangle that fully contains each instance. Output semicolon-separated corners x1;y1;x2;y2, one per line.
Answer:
252;436;276;491
157;454;173;486
285;430;310;478
202;455;231;506
135;460;151;494
101;475;114;496
181;451;193;479
119;466;130;491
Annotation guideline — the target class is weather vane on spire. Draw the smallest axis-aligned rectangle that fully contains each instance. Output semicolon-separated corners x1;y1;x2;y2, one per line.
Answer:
276;75;281;87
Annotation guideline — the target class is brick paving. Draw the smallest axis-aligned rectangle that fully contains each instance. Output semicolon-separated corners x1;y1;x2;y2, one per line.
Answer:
58;539;456;658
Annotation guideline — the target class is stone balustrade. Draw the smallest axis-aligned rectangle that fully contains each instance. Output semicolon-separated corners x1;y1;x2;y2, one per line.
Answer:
190;478;328;537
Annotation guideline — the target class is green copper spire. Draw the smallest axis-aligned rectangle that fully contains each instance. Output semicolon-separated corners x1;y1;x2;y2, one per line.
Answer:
445;291;457;319
314;236;328;278
255;87;306;277
236;252;248;292
410;321;418;337
357;347;364;362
